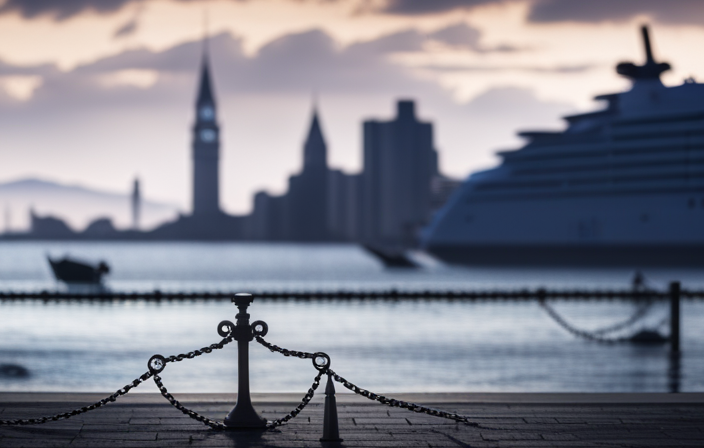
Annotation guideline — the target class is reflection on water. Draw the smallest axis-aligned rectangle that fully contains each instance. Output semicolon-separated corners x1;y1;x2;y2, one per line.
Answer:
0;299;702;393
1;242;704;292
1;242;703;394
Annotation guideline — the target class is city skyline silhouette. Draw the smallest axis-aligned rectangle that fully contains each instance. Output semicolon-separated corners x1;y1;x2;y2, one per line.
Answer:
4;2;704;224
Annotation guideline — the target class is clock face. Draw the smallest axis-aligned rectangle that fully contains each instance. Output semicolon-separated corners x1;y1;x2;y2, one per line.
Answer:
200;129;217;143
199;106;214;120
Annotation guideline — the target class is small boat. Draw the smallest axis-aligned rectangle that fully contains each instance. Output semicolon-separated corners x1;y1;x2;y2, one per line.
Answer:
48;256;110;284
362;244;418;268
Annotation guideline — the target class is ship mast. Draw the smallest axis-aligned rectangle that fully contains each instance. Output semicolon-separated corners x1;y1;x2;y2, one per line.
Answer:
616;25;671;81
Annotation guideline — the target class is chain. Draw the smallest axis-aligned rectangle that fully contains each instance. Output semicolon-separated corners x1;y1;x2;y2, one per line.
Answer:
0;371;153;426
267;371;324;428
153;374;227;429
254;335;329;427
590;299;655;336
164;334;235;363
255;335;316;359
0;335;235;427
327;369;495;429
146;333;238;429
538;299;652;344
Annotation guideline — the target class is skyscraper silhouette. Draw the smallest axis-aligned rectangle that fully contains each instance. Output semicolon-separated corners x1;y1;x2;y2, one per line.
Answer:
192;49;221;217
286;105;330;240
361;100;438;247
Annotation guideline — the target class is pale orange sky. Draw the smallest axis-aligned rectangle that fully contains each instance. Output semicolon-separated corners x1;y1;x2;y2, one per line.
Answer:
2;0;704;229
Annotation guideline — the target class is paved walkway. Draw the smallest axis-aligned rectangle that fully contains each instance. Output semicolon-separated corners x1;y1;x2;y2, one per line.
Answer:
1;393;703;447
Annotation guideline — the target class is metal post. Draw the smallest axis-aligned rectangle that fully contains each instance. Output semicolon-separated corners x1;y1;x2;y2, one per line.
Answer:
224;293;267;428
320;374;342;443
669;282;680;354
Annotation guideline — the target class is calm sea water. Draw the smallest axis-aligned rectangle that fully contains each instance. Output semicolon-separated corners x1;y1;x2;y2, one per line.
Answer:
0;242;703;394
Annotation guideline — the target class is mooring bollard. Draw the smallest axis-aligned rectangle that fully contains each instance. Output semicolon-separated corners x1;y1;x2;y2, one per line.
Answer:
223;293;268;428
669;281;681;354
320;374;342;443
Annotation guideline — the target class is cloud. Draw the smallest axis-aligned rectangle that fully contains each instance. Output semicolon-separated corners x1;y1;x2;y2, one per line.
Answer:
0;27;574;214
113;16;139;38
527;0;704;25
371;0;704;26
346;29;425;54
377;0;505;15
420;63;595;74
0;0;136;20
0;59;56;77
3;0;704;27
427;22;522;53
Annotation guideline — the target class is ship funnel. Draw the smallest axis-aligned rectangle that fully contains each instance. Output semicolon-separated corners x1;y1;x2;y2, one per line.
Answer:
616;25;670;80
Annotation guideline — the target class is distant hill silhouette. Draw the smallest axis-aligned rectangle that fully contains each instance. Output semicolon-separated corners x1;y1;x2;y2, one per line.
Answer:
0;178;180;233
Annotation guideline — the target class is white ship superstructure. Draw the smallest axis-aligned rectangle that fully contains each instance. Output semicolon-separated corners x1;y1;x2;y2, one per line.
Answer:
423;26;704;266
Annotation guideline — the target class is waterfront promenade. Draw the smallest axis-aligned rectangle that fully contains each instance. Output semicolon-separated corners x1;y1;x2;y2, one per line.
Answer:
1;393;703;447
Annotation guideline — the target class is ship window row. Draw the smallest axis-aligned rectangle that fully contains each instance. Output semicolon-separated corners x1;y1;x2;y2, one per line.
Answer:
612;111;704;128
473;171;704;192
503;142;704;165
511;158;704;177
465;185;704;204
611;127;704;142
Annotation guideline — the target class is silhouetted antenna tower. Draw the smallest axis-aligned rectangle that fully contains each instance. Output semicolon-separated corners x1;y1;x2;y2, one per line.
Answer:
3;205;9;234
132;178;141;231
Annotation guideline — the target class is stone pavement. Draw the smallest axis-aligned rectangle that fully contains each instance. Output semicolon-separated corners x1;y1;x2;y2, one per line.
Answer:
1;393;703;447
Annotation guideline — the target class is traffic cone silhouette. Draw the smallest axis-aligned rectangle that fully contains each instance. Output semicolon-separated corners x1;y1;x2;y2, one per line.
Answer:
320;374;342;443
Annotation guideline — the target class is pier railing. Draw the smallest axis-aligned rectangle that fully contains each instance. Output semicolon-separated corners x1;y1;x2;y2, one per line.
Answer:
1;286;703;301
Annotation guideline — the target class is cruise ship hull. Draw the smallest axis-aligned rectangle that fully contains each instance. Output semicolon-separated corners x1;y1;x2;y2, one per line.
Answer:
427;243;704;266
421;26;704;267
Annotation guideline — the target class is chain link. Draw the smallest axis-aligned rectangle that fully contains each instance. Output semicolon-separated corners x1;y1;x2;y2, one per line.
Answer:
0;371;153;426
0;335;235;427
267;371;324;428
153;374;227;429
255;335;316;359
327;369;492;429
2;328;508;431
165;334;235;363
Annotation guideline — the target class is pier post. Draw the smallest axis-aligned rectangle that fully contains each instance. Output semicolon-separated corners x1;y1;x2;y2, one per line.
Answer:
320;374;342;443
223;293;267;428
669;282;680;354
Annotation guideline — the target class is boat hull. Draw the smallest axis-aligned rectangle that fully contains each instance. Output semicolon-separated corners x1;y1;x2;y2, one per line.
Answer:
426;243;704;267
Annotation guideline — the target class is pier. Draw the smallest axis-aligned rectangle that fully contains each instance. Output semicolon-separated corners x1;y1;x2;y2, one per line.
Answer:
2;392;703;447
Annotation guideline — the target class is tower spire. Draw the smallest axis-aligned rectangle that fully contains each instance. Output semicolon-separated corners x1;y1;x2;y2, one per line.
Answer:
303;98;327;169
196;16;215;108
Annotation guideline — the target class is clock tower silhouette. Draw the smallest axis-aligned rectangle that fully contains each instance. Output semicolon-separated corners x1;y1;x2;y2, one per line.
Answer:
192;47;221;217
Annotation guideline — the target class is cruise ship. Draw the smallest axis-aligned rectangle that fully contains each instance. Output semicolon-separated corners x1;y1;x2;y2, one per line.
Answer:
422;26;704;266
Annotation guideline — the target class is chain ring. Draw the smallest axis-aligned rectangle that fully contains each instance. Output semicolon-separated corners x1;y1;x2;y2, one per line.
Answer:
217;320;235;337
251;320;268;337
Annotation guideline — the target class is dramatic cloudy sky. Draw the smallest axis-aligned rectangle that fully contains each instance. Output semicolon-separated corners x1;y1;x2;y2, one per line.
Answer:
3;0;704;226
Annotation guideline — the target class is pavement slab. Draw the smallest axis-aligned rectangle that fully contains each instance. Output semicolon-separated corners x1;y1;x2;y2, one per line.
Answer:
0;393;703;447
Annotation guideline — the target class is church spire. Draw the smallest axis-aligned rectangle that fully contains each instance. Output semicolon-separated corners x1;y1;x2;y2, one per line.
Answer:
303;102;327;169
196;41;215;107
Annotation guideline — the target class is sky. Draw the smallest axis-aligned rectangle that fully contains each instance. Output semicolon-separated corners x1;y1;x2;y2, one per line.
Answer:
3;0;704;226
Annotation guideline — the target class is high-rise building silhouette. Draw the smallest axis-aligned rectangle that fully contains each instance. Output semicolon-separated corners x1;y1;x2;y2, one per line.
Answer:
245;104;333;241
285;106;330;240
192;50;221;217
361;100;438;246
